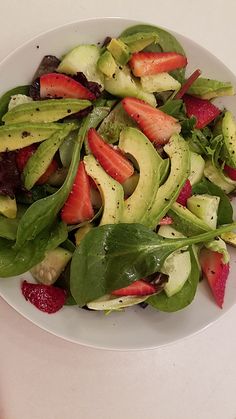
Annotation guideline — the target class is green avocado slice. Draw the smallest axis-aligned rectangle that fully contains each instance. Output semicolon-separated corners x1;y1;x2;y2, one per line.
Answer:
2;99;91;124
84;155;124;225
119;127;163;225
0;122;69;152
148;134;190;228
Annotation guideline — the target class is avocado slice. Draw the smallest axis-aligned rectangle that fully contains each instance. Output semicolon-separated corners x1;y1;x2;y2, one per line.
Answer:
98;101;136;144
58;44;104;88
187;77;234;100
0;122;66;152
148;134;190;228
23;124;74;190
221;111;236;168
104;66;156;107
87;294;148;310
187;194;220;229
119;32;159;53
75;224;93;246
2;99;91;124
221;232;236;247
141;73;180;93
97;50;117;78
30;247;72;285
119;127;163;225
0;196;17;219
84;155;124;225
107;38;131;66
168;202;211;236
204;159;236;193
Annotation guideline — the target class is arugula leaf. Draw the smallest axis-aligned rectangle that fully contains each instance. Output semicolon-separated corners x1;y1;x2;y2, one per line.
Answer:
119;24;186;82
0;221;67;277
15;110;100;248
70;222;236;306
192;178;233;225
147;247;200;311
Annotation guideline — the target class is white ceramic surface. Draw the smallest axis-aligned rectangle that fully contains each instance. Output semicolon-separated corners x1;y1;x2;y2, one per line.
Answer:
0;17;235;350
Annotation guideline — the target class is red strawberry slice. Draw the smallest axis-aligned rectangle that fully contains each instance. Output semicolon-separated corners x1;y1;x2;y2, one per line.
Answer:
122;97;181;145
61;161;94;224
129;52;187;77
36;159;58;185
40;73;96;100
87;128;134;183
16;145;58;185
183;94;221;129
176;179;192;206
159;216;173;225
16;144;38;172
21;280;66;313
175;68;201;99
199;249;229;308
112;279;156;296
224;164;236;180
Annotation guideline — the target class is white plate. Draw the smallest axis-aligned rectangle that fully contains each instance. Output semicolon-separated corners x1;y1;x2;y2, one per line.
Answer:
0;17;236;350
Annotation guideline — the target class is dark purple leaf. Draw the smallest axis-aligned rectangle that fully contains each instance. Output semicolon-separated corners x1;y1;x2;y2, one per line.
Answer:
33;55;61;80
102;36;112;48
0;152;22;198
73;72;102;98
29;78;40;100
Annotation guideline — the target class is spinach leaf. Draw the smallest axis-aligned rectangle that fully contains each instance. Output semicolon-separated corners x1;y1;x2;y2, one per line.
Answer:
70;222;236;306
192;178;233;225
120;24;186;82
15;110;99;248
0;85;29;123
0;205;27;240
147;247;200;312
0;221;67;277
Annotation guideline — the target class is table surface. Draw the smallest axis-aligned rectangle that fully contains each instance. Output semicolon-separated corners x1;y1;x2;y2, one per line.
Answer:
1;1;236;418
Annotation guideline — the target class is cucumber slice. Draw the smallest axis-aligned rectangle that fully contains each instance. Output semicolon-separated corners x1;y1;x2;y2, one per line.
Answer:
87;294;148;310
58;44;104;88
188;152;205;185
8;94;32;110
187;193;220;229
162;250;191;297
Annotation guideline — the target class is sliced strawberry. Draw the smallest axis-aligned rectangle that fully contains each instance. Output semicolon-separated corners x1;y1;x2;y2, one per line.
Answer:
122;97;181;145
40;73;96;100
87;128;134;183
112;279;156;296
183;94;221;129
224;164;236;180
199;249;229;308
176;179;192;206
175;69;201;99
129;52;187;77
21;280;66;313
16;144;38;172
61;161;94;224
159;216;173;225
36;159;58;185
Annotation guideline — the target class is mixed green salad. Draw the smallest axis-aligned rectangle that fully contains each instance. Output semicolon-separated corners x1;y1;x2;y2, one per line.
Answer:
0;23;236;314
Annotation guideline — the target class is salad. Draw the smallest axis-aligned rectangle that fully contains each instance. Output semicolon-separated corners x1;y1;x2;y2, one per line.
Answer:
0;23;236;315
